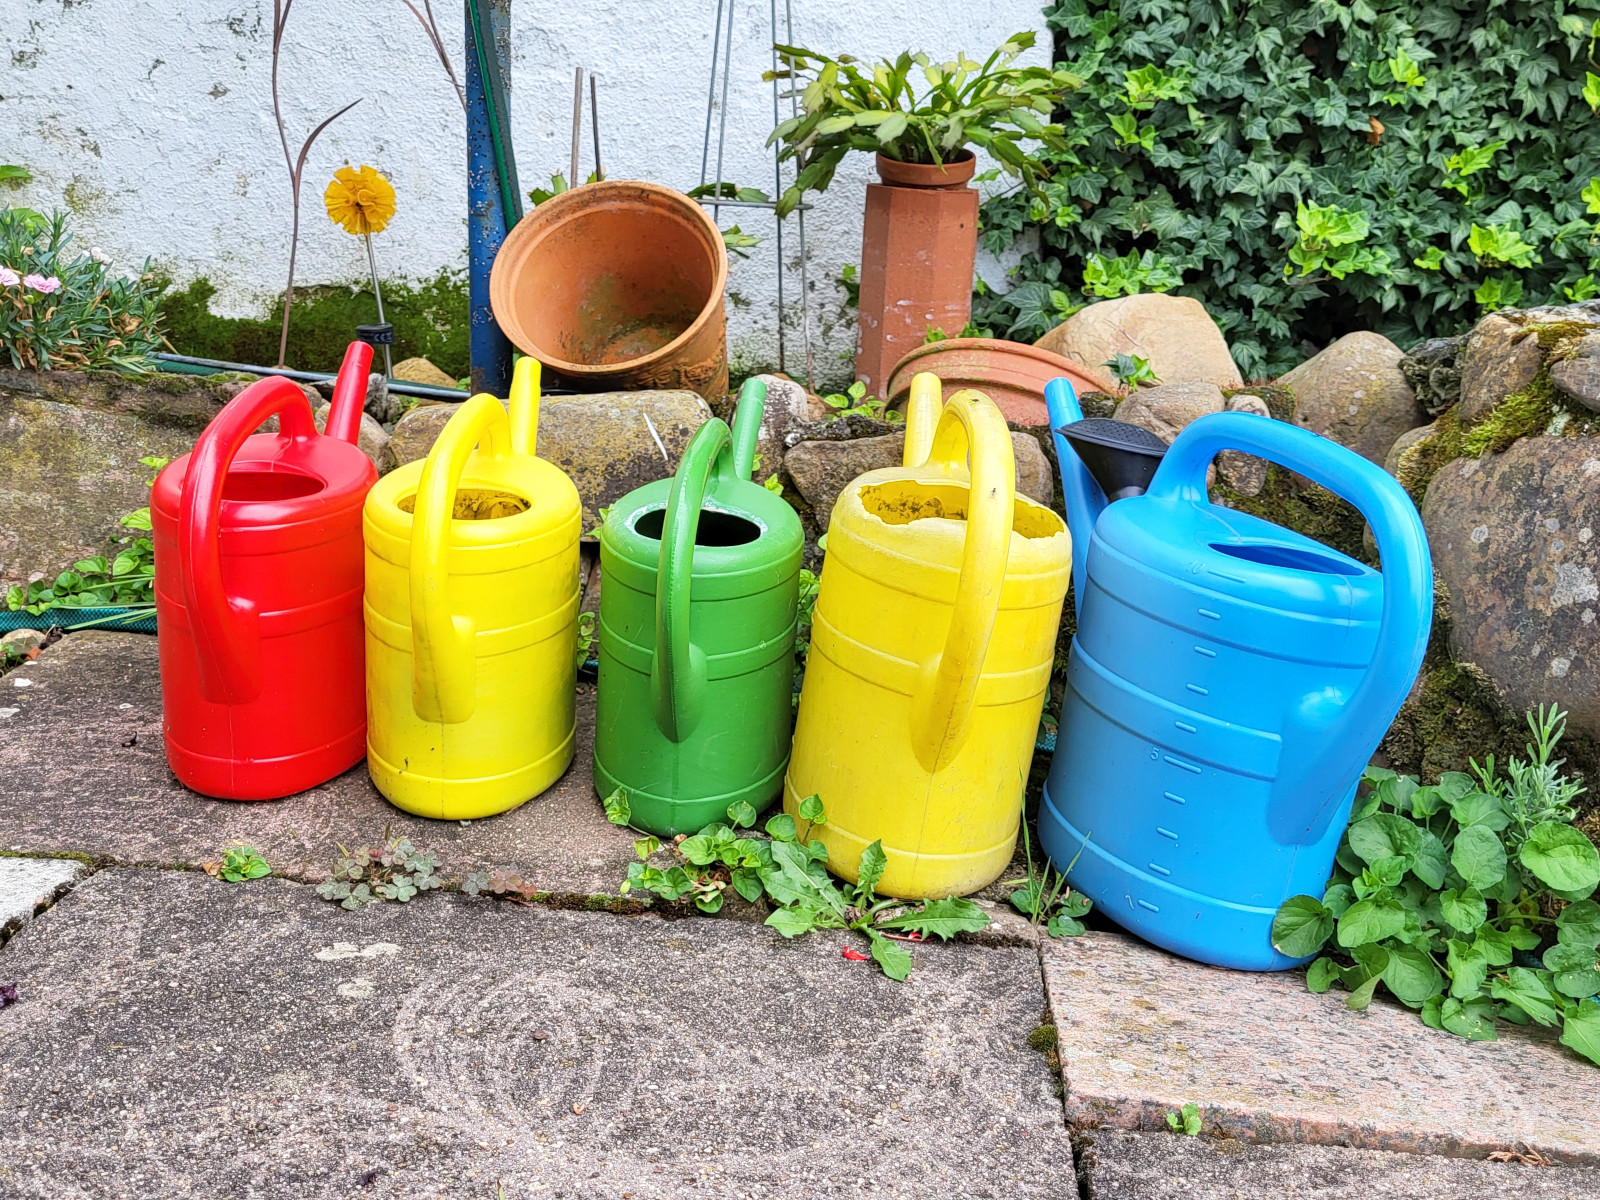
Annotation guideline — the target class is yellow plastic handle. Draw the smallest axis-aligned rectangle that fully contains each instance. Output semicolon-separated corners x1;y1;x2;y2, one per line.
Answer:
508;355;540;457
908;390;1016;773
901;371;944;467
409;392;514;724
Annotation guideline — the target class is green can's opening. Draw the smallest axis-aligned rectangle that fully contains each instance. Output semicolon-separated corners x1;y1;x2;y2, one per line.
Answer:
633;507;760;547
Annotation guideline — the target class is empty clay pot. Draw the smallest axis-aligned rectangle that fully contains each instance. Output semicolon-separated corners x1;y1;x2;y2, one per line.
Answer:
490;180;729;401
886;338;1121;426
856;151;979;400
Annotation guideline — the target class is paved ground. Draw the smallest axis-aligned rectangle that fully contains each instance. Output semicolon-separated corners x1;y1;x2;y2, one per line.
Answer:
5;632;1600;1197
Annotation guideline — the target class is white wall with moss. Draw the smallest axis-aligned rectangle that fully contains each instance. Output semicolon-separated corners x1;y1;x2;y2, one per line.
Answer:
1;0;1048;388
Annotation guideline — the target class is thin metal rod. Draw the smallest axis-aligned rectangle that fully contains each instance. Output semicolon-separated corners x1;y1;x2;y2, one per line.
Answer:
570;67;584;186
590;74;603;181
785;0;812;390
711;0;735;223
698;0;726;188
363;232;394;378
770;0;784;374
690;198;811;210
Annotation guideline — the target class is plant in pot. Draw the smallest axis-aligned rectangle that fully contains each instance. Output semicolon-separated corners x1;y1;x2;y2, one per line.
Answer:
766;32;1079;397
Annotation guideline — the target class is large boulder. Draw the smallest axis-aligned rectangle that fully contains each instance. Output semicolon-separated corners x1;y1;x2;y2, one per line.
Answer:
1034;294;1243;389
382;390;714;533
1382;419;1440;499
783;431;1054;532
1456;314;1545;424
311;403;390;472
391;357;459;389
1549;332;1600;414
1112;381;1225;443
0;368;263;585
1216;393;1271;496
1279;331;1425;464
1422;438;1600;741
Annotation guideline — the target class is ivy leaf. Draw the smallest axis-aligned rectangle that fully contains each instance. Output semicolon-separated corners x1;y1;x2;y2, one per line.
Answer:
1272;895;1335;958
1439;995;1499;1041
1561;999;1600;1067
1543;942;1600;999
866;930;913;981
1519;822;1600;895
879;897;989;940
1337;897;1407;948
1557;899;1600;950
1450;825;1507;890
1439;887;1487;934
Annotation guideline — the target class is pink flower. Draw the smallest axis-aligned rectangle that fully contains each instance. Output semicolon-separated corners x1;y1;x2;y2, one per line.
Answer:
0;266;18;288
23;274;61;295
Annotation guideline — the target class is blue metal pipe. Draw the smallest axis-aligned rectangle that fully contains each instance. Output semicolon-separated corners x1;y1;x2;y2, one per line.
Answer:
466;0;515;396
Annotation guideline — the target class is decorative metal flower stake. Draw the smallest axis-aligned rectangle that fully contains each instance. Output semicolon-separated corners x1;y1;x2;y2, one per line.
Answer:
324;165;398;377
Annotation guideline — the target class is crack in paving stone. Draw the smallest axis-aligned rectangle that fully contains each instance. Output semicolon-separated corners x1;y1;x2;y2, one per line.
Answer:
0;856;89;949
0;868;1077;1198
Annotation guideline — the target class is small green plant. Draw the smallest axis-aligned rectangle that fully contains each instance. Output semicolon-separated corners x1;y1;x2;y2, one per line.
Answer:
213;844;271;882
1081;248;1186;299
1468;223;1540;270
821;379;903;423
608;792;989;979
1166;1102;1202;1136
317;835;444;909
765;32;1081;217
838;263;860;308
1440;142;1504;198
575;609;597;670
0;165;32;187
1;208;165;372
1283;202;1391;281
1006;820;1093;938
1103;352;1160;389
1271;707;1600;1067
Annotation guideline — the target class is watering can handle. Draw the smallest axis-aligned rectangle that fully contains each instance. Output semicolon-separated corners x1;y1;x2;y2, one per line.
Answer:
652;416;740;743
409;393;516;724
901;372;943;467
508;355;541;456
1147;411;1434;834
323;341;374;445
728;376;766;480
908;390;1016;773
178;376;318;705
1043;377;1102;620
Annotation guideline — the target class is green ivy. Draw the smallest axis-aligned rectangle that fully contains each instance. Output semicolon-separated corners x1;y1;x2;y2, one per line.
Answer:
975;0;1600;377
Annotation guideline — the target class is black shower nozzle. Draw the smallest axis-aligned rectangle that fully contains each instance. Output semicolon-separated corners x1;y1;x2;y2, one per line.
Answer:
1060;418;1169;502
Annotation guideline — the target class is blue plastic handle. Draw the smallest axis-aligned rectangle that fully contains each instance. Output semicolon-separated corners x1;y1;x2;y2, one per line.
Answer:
1043;376;1106;619
1149;411;1434;836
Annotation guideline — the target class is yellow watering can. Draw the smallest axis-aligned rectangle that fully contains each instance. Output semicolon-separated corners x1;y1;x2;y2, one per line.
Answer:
784;375;1072;898
363;358;583;819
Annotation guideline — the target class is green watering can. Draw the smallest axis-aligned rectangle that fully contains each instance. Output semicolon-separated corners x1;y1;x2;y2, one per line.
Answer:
594;379;804;835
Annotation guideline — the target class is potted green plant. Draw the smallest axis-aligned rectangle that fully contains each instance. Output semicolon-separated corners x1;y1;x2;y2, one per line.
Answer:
766;32;1079;396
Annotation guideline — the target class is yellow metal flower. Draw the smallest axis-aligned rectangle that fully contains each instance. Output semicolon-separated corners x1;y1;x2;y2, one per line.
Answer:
324;165;396;236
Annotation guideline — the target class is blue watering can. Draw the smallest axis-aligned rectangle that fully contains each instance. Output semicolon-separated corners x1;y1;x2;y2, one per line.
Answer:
1040;378;1433;970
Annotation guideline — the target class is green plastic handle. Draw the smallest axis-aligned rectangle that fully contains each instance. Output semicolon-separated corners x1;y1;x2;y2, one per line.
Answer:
651;381;768;741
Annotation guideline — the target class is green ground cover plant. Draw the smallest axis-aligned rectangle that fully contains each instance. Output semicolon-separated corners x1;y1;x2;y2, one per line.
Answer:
605;790;989;980
0;208;165;372
1272;707;1600;1066
318;835;444;909
975;1;1600;377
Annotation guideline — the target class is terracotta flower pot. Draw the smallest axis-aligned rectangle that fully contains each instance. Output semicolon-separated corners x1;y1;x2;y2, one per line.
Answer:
885;337;1120;426
856;150;979;400
490;180;729;401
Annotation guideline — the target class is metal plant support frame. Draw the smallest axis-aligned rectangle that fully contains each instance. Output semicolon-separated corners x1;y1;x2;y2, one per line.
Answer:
697;0;813;391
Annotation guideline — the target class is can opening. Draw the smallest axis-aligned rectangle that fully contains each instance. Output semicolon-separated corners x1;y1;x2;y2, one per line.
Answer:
632;506;760;547
1211;541;1363;576
221;469;325;502
397;488;531;520
858;481;1062;540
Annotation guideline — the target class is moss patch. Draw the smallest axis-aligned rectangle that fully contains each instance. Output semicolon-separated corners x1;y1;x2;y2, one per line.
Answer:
1461;370;1559;456
157;271;469;379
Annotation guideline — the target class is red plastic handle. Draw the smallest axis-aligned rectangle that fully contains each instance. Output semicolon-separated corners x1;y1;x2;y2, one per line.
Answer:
325;341;373;445
179;376;317;704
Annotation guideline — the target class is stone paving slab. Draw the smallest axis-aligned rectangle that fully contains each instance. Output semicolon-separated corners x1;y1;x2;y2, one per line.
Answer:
1080;1129;1600;1199
0;856;84;943
0;633;636;895
1043;930;1600;1164
0;868;1074;1199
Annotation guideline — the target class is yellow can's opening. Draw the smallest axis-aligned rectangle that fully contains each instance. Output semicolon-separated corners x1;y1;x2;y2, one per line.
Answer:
396;488;531;521
858;481;1060;540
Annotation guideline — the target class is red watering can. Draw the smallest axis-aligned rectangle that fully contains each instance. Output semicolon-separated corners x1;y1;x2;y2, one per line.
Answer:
152;343;378;799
